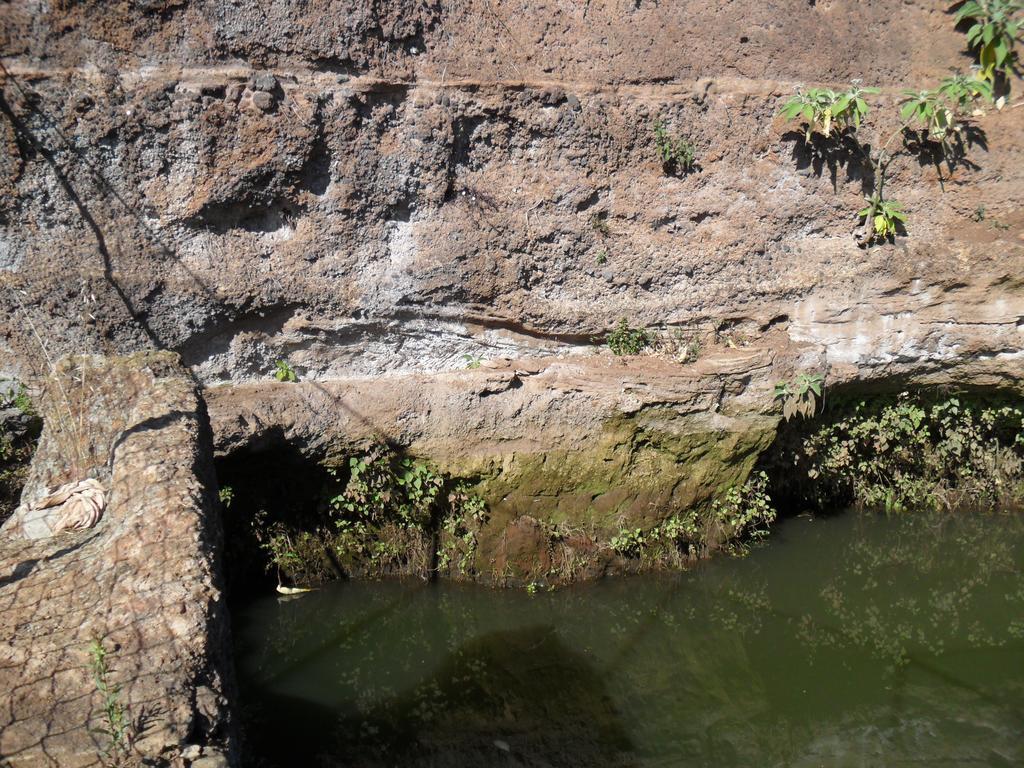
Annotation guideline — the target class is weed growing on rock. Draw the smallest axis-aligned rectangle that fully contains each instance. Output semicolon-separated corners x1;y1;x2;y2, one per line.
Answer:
0;381;41;524
955;0;1023;83
609;527;646;559
217;485;234;509
611;472;776;565
774;373;824;420
899;75;992;159
324;444;489;581
463;354;483;369
273;360;298;382
596;249;608;265
607;318;652;356
858;195;907;241
87;639;129;764
651;328;702;364
778;41;1003;246
653;121;697;175
778;84;877;142
589;212;611;236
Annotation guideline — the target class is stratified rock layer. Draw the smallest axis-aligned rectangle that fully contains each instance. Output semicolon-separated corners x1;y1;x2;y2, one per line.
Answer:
0;353;233;767
0;1;1021;388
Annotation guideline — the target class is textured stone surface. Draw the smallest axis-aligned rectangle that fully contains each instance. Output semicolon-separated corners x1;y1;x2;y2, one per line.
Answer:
207;339;792;581
0;353;234;767
0;1;1021;390
0;1;1020;757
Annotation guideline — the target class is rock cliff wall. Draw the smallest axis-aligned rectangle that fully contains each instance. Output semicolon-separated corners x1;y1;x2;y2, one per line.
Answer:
1;0;1020;388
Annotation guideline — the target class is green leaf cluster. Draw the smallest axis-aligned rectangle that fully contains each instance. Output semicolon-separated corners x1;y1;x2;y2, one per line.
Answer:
774;373;824;421
328;444;488;578
653;121;697;175
273;359;298;382
858;196;907;241
87;639;129;760
800;393;1024;512
899;74;992;150
610;472;776;563
956;0;1023;80
607;318;652;356
778;85;878;142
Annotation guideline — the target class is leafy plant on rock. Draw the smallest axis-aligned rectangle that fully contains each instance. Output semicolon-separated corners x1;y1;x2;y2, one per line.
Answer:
328;444;489;579
795;392;1024;513
774;373;825;420
653;120;697;175
899;75;992;160
858;194;907;241
607;318;652;356
778;84;878;142
955;0;1023;82
273;360;298;382
611;472;776;564
87;639;130;763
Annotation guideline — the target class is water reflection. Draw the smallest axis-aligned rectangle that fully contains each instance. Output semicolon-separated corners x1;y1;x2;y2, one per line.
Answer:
234;511;1024;767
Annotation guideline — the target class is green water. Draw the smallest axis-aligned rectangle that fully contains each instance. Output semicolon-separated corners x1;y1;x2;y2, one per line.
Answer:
233;511;1024;767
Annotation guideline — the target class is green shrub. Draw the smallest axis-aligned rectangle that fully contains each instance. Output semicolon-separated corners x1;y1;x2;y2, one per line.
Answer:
796;393;1024;513
774;373;824;420
858;196;907;242
87;639;129;761
327;444;489;579
589;212;611;236
611;472;776;564
607;318;651;356
778;84;877;142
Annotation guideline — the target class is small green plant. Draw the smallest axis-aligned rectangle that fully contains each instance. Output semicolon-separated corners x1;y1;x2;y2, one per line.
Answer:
774;373;825;421
610;472;776;563
589;212;611;236
858;194;907;242
955;0;1023;82
972;204;987;221
609;527;646;558
607;318;652;356
706;471;777;552
936;72;995;111
273;360;298;382
218;485;234;509
87;639;129;762
525;581;540;595
463;354;483;369
778;84;878;142
596;249;608;265
899;75;992;158
327;444;489;579
0;381;35;416
653;121;697;175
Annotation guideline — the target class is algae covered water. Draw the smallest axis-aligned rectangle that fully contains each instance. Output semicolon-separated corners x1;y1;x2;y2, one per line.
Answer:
232;511;1024;767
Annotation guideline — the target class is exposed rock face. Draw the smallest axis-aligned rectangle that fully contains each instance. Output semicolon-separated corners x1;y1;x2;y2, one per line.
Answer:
0;1;1021;389
0;353;233;766
0;1;1021;761
207;343;788;579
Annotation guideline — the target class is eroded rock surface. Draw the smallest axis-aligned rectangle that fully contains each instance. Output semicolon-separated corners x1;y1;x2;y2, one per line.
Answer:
0;353;233;767
0;1;1021;387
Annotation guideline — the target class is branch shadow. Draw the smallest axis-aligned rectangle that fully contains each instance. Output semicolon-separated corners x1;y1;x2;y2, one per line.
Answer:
782;129;873;194
0;62;222;352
